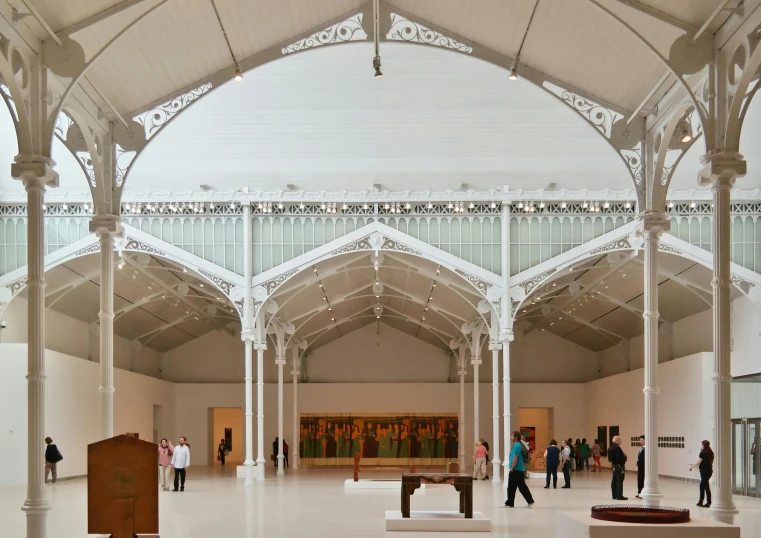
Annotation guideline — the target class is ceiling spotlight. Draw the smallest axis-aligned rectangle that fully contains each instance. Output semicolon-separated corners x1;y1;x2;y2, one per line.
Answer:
517;202;524;209
183;267;188;273
625;202;631;209
490;202;496;208
373;55;383;78
363;203;369;209
428;202;433;209
234;63;243;82
582;202;588;208
603;202;610;209
689;201;696;208
200;283;204;287
680;123;692;143
508;66;518;80
299;203;305;209
668;201;674;208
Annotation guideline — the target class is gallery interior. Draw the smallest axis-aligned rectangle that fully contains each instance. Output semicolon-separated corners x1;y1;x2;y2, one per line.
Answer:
1;0;761;536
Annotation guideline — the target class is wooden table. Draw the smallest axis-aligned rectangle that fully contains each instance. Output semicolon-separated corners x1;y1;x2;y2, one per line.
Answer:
401;473;473;519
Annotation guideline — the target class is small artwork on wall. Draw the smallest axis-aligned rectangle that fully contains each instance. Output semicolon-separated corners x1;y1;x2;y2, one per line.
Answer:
520;426;536;451
224;428;232;452
597;426;608;455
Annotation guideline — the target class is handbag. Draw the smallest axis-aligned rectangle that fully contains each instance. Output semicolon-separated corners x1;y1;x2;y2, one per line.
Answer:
217;455;221;461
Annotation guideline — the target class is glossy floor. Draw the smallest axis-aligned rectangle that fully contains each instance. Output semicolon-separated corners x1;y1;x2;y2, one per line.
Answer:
2;467;760;537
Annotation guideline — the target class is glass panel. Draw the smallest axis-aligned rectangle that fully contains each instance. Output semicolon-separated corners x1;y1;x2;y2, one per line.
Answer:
750;421;759;496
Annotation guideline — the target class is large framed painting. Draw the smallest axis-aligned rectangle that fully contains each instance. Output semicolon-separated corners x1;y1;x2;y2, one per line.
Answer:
520;426;536;452
299;414;458;466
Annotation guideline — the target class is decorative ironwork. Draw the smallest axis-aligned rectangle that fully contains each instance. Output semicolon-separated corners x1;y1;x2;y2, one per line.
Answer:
73;242;101;257
123;239;166;256
381;239;421;256
518;269;557;295
115;144;136;187
590;505;690;524
281;13;367;54
559;92;618;138
264;269;299;295
77;151;96;187
589;238;632;255
332;237;373;255
120;202;242;216
53;111;75;141
10;276;28;296
0;84;18;121
233;298;244;316
387;13;473;53
197;268;233;295
454;268;490;296
135;83;213;140
621;142;643;185
657;242;682;256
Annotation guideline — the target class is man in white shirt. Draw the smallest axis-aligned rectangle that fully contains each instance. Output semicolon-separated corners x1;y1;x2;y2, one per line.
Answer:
171;437;190;492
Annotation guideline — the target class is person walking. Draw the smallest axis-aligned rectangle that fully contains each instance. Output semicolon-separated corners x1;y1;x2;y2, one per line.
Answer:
580;438;590;471
283;440;289;467
635;435;645;498
608;435;628;500
689;440;714;507
273;437;279;467
591;439;602;472
473;441;488;480
171;437;190;492
574;439;582;471
544;440;561;489
479;437;490;479
504;431;535;508
158;439;174;491
217;438;226;466
44;437;63;484
560;439;572;488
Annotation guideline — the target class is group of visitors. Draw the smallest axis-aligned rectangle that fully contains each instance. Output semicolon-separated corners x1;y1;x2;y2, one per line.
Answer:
542;437;602;489
157;436;190;492
272;437;290;467
472;437;490;480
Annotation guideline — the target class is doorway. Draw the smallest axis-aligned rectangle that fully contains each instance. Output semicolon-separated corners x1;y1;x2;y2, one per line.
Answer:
732;418;761;497
210;408;244;466
517;408;554;453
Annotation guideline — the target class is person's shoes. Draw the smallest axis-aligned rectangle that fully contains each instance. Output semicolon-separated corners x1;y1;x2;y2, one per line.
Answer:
616;497;628;501
544;485;550;489
635;495;641;499
526;502;534;508
554;485;557;489
696;502;704;507
172;488;178;492
562;485;570;489
704;503;711;508
484;476;489;480
180;487;184;492
504;501;512;508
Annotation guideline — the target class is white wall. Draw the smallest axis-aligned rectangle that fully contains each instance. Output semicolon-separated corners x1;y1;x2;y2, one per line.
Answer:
584;352;712;480
1;297;163;378
0;344;175;486
731;296;761;378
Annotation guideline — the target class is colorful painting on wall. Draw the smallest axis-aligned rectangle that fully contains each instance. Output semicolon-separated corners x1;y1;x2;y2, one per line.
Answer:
299;414;458;465
520;426;536;452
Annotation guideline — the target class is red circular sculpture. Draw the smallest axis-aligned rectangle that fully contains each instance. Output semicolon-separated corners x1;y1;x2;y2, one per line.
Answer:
591;505;690;524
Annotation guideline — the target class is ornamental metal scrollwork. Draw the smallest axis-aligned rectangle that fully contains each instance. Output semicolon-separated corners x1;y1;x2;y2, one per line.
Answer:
77;152;96;187
115;144;136;187
264;269;299;295
233;298;245;316
657;242;682;256
621;143;644;185
332;237;373;255
74;242;101;257
197;268;233;294
454;268;490;296
589;238;632;255
136;83;213;141
123;239;166;256
10;276;28;296
518;269;557;295
281;14;367;54
381;239;421;256
252;301;264;319
387;13;473;53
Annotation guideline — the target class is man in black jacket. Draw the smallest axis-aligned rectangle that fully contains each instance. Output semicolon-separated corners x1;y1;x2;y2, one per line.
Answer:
608;436;627;500
636;435;645;498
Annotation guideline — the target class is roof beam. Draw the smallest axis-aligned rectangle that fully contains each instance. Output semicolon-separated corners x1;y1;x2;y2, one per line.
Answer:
57;0;151;38
610;0;699;34
45;269;100;306
542;303;628;344
137;312;195;345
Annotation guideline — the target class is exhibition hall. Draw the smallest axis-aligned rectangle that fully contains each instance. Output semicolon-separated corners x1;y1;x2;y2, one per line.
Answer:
0;0;760;537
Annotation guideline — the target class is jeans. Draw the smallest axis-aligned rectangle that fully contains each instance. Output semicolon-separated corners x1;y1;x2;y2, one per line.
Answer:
611;464;625;499
563;463;571;487
44;462;57;483
699;470;712;505
546;464;558;487
159;465;171;489
580;456;589;470
637;465;644;494
174;467;187;490
506;470;534;507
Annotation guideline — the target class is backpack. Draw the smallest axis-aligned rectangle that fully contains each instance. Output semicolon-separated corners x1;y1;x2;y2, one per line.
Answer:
521;442;531;465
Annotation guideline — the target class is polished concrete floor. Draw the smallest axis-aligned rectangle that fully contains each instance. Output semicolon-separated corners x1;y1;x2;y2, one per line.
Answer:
2;466;760;537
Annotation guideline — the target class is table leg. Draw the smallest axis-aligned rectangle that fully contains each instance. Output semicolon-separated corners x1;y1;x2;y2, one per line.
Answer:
464;482;473;519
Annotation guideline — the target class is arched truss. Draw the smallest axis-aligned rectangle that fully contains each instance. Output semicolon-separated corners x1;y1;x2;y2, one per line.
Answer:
508;218;761;324
0;37;34;156
251;221;503;338
0;223;245;323
46;1;654;205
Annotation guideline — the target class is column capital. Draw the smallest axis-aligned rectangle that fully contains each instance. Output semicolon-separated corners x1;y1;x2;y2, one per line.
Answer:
698;151;746;188
470;357;482;366
499;330;514;343
275;356;286;366
637;211;670;237
11;156;59;188
489;341;501;352
254;341;267;352
241;329;256;342
89;214;124;237
291;369;300;376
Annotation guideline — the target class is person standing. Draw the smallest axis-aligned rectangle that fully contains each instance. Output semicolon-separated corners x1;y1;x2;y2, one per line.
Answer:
580;438;590;471
544;440;561;489
217;438;226;466
591;439;602;472
479;437;490;479
283;440;289;467
473;441;488;480
635;435;645;498
574;439;582;471
504;431;535;508
689;440;714;507
158;439;174;491
44;437;63;484
273;437;279;466
171;437;190;492
560;439;572;488
608;435;627;500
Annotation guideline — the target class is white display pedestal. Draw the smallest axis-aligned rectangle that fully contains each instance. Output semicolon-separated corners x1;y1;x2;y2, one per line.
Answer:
557;511;739;538
344;479;426;490
386;511;490;532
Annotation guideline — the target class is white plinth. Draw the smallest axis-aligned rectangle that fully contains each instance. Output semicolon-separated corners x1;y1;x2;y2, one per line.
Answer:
557;511;739;538
236;465;256;479
386;511;490;532
526;471;546;479
344;479;425;490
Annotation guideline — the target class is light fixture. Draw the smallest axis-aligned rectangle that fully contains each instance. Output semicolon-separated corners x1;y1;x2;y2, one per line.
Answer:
373;55;383;78
200;283;204;287
299;203;305;209
625;202;631;209
680;123;692;143
183;267;188;273
517;202;524;209
582;202;588;208
603;202;610;209
690;201;696;208
561;202;567;208
363;203;369;209
668;201;674;208
508;66;518;80
234;63;243;82
428;202;433;209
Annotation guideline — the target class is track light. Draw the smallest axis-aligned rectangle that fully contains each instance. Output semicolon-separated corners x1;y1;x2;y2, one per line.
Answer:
508;66;518;80
680;123;692;143
373;55;383;78
234;63;243;82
